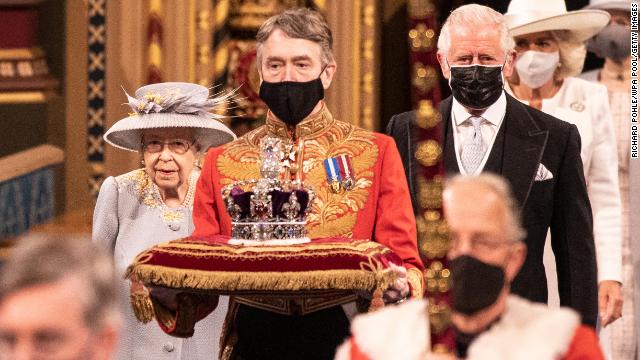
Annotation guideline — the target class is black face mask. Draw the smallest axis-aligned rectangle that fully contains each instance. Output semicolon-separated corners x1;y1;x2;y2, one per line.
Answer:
449;64;504;110
259;70;325;126
450;255;506;315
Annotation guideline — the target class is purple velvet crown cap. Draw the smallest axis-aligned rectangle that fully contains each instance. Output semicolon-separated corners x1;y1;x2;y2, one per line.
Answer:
228;186;309;220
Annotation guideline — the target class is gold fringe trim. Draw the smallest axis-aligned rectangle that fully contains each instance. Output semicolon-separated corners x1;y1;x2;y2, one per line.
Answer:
125;264;397;293
130;291;155;323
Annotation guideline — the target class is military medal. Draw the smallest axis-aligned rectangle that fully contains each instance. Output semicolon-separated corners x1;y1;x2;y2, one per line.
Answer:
337;155;356;191
324;157;343;193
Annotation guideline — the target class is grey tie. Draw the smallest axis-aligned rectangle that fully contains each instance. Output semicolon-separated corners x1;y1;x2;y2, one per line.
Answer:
460;116;486;174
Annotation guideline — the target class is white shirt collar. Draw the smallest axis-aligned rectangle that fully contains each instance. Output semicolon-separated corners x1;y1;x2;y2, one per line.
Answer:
452;91;507;126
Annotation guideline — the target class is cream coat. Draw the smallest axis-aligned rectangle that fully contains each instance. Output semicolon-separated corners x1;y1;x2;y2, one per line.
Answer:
93;169;228;360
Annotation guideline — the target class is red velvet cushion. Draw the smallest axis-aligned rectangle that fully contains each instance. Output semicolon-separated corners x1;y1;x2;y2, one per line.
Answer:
126;235;403;295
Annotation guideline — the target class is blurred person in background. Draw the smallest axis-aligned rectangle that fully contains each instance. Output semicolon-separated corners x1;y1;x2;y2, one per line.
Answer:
0;234;120;360
92;82;236;359
504;0;623;329
581;0;637;357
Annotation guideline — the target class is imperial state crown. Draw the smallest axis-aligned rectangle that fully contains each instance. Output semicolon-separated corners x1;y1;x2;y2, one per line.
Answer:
222;136;315;244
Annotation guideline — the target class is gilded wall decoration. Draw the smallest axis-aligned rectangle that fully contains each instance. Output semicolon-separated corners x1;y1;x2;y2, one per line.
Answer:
147;0;163;83
408;0;453;353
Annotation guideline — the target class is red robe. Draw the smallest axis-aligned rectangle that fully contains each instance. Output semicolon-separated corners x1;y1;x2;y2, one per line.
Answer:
346;326;603;360
335;296;605;360
192;104;424;289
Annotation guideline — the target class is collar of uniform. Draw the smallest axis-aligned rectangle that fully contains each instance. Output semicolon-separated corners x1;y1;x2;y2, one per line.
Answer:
452;91;506;127
265;102;335;139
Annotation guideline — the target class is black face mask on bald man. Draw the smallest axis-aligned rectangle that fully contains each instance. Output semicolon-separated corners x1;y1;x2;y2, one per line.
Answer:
450;255;506;315
259;67;326;127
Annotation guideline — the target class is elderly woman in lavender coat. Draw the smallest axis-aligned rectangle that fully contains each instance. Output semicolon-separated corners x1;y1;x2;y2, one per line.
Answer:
92;82;235;360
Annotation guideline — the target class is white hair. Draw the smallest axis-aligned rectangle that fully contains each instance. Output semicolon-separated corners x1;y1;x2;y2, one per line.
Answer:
509;30;587;85
446;174;526;243
437;4;515;56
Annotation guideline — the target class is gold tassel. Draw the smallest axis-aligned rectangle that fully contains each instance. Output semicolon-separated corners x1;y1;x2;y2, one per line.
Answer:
368;287;385;312
130;290;155;323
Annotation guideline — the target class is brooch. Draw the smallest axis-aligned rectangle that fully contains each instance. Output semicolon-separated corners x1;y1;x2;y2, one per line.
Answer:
570;102;585;112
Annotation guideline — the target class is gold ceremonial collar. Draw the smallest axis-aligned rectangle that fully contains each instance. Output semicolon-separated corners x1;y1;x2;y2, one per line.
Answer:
265;102;335;139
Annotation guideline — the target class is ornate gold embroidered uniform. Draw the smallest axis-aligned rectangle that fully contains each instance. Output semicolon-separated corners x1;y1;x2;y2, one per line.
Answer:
193;104;423;290
161;104;423;359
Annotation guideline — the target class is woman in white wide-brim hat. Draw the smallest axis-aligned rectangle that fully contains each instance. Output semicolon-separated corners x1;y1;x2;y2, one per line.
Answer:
93;82;236;360
580;1;637;358
504;0;624;330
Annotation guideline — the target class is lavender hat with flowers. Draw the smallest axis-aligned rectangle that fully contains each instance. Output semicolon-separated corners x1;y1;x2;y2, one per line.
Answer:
104;82;237;151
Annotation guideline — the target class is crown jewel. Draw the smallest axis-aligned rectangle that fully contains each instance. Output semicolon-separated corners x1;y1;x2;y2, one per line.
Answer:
222;137;315;244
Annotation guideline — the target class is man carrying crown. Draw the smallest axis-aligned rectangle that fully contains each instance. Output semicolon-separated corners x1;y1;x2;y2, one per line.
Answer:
153;8;424;360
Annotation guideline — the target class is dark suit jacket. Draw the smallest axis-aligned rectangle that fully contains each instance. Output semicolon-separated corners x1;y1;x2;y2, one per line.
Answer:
387;93;598;327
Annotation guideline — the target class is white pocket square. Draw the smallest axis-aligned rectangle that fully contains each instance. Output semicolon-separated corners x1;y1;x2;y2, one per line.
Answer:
534;163;553;181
